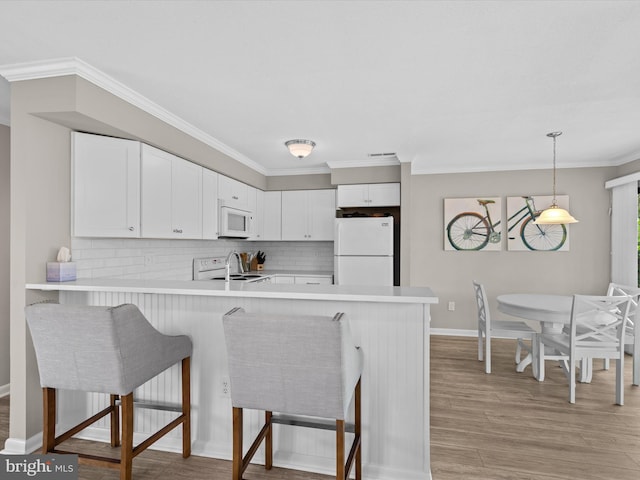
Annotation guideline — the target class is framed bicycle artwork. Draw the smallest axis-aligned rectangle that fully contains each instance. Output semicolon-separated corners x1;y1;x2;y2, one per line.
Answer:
444;195;571;252
506;195;569;251
444;197;502;251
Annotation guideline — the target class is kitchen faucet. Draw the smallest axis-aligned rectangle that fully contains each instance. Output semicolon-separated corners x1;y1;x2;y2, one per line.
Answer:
225;250;244;282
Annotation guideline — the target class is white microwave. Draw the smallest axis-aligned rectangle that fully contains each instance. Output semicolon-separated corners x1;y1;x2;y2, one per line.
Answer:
219;205;251;238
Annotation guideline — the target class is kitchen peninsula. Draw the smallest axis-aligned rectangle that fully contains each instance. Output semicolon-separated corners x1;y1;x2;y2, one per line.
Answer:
25;279;438;480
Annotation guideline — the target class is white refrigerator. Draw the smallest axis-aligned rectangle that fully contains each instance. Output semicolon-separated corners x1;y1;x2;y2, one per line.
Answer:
334;216;394;286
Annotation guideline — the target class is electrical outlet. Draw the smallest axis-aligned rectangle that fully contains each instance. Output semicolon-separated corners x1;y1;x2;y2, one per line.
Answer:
448;301;455;311
221;377;231;398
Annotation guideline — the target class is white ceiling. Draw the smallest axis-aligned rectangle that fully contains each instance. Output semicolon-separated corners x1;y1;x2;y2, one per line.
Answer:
1;0;639;176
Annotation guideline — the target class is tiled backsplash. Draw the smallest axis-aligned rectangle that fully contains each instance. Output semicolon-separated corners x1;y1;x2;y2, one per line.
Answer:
70;238;334;280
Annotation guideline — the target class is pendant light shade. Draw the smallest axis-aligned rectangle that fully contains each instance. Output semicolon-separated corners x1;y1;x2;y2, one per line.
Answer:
285;139;316;158
534;132;578;225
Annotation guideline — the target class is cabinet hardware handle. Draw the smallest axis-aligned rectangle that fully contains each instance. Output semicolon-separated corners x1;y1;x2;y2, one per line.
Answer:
232;195;239;200
173;228;183;233
128;226;135;231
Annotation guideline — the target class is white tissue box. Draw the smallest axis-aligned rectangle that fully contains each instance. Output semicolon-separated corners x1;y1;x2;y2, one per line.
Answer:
46;262;77;282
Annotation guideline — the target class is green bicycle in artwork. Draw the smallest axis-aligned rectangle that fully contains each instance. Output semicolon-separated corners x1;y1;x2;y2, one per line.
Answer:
446;196;567;251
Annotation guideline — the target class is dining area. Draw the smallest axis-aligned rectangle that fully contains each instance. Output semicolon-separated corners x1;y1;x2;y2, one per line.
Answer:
474;281;640;405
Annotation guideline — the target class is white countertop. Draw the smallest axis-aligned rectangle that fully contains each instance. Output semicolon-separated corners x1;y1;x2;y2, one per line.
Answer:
26;278;438;304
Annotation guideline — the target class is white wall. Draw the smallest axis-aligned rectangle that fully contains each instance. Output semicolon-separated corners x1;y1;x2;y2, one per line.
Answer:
0;124;9;392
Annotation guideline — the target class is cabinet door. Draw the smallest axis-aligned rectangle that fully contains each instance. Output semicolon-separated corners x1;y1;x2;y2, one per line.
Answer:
72;132;141;237
262;191;282;241
218;174;249;210
171;157;202;238
336;184;369;207
308;189;336;240
274;275;295;284
281;191;308;240
202;169;218;239
141;145;202;239
141;145;173;238
294;276;333;285
249;188;263;240
368;183;400;206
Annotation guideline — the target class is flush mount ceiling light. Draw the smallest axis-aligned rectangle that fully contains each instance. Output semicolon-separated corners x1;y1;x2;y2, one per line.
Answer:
535;131;579;225
285;139;316;159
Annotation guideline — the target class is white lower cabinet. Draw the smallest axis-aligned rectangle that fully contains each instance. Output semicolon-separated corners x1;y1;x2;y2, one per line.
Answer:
294;276;333;285
141;144;203;239
274;275;332;285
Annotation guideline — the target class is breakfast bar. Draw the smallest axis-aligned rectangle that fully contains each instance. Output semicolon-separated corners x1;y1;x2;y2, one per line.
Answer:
25;279;438;480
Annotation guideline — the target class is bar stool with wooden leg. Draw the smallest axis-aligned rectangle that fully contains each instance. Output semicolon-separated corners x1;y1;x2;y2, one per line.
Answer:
223;307;363;480
26;303;193;480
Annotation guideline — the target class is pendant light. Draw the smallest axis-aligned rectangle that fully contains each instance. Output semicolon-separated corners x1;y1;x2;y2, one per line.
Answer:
285;139;316;158
534;131;578;224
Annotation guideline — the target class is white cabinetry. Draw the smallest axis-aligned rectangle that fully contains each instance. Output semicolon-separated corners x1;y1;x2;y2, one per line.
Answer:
202;169;219;239
248;188;262;240
336;183;400;207
72;132;141;237
294;275;333;285
281;190;335;241
141;144;202;239
262;191;282;241
218;174;249;210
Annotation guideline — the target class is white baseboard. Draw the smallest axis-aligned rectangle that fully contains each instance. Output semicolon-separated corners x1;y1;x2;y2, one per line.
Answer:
0;384;9;398
1;432;42;455
431;328;477;337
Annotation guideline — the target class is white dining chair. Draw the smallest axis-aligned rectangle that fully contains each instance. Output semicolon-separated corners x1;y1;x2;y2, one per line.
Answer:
473;281;538;374
600;283;640;386
540;294;632;405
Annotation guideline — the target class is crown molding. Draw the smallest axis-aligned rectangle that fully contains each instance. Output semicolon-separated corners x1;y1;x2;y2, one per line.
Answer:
326;157;400;169
266;165;331;176
0;57;267;175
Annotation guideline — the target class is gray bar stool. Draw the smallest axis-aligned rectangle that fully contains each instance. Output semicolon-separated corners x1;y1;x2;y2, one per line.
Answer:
222;307;364;480
25;303;193;480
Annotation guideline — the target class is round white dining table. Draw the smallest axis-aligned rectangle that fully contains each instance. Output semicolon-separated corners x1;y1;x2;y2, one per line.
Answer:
496;293;573;329
496;293;596;383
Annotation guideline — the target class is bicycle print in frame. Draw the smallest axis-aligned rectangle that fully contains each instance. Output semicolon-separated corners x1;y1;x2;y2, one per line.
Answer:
444;197;502;251
506;195;570;251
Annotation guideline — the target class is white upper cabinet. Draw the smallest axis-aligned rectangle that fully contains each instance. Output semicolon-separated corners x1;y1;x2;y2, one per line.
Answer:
141;144;202;239
218;174;250;210
281;189;336;241
336;183;400;207
202;168;219;239
247;187;262;240
262;191;282;241
72;132;141;238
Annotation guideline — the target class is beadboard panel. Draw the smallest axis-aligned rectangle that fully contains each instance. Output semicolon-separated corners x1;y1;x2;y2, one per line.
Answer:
58;291;431;479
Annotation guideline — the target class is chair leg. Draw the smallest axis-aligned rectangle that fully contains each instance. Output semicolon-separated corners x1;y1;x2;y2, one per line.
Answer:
120;393;134;480
485;334;492;374
42;388;56;453
478;329;484;361
633;336;639;386
265;411;273;470
232;407;243;480
336;419;345;480
110;394;120;447
569;356;576;404
182;357;191;458
616;355;624;406
355;379;362;480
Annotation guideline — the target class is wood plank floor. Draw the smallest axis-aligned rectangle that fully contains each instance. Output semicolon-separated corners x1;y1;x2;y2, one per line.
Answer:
1;336;639;479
